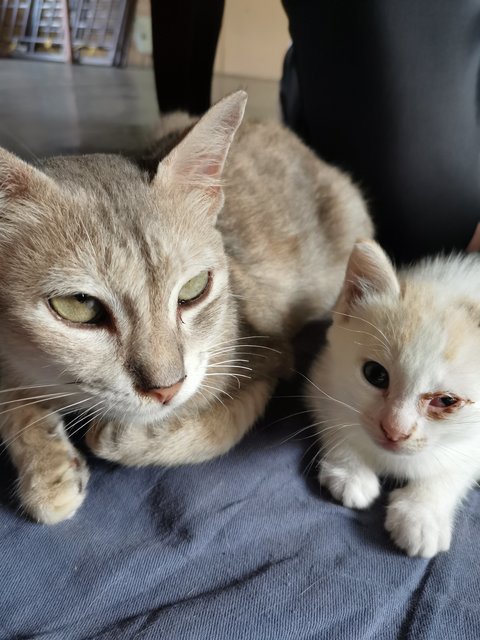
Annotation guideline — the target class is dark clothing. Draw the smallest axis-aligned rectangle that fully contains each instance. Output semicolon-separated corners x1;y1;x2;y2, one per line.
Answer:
150;0;224;115
281;1;480;262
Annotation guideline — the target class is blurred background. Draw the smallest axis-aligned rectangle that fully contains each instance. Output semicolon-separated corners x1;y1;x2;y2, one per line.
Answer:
0;0;289;158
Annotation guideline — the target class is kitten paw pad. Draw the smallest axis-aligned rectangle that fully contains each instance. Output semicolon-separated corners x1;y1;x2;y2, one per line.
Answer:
319;463;380;509
385;489;452;557
20;455;89;525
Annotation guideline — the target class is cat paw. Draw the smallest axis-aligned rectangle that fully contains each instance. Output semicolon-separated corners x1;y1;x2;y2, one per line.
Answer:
319;462;380;509
385;488;452;557
19;454;89;524
85;419;121;460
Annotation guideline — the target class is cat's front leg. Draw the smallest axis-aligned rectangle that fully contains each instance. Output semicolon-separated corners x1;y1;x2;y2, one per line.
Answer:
319;442;380;509
385;475;473;557
1;401;89;523
86;376;275;467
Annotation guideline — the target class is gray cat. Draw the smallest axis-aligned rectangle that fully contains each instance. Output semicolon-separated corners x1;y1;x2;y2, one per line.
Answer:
0;91;372;523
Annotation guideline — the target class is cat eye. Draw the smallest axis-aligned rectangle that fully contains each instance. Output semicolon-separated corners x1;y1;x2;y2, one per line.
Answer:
362;360;389;389
429;395;459;408
178;270;210;305
49;294;107;325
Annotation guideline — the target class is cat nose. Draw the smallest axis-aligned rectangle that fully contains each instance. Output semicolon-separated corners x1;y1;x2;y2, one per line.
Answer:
380;420;412;442
148;378;184;405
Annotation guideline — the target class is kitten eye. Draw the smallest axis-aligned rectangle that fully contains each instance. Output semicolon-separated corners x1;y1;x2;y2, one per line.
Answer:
430;395;459;408
178;270;210;305
49;294;107;325
362;360;389;389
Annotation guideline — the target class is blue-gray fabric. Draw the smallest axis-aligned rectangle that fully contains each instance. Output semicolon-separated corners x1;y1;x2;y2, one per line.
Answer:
1;370;480;639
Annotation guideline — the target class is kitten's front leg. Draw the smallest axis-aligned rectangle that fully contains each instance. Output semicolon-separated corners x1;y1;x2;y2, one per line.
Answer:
1;401;89;523
86;376;275;467
385;475;473;558
319;440;380;509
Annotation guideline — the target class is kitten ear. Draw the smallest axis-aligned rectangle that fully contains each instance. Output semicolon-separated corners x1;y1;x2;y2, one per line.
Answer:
154;91;248;219
0;147;57;208
338;239;400;310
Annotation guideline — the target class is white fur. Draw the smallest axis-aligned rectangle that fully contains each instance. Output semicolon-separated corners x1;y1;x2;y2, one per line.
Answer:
310;240;480;557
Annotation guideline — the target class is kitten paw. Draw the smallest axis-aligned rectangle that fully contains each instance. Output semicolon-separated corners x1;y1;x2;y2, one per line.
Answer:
319;462;380;509
385;488;452;557
19;454;89;524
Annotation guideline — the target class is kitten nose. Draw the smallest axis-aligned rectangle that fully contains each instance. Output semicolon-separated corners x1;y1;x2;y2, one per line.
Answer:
380;420;411;442
148;379;184;405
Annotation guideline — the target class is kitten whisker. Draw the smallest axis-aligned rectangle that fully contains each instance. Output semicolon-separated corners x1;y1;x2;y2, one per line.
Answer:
339;325;389;352
332;310;391;347
296;370;361;414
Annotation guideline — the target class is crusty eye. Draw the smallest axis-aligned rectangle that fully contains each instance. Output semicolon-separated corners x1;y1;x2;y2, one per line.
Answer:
362;360;389;389
429;395;459;408
49;294;107;325
178;271;210;305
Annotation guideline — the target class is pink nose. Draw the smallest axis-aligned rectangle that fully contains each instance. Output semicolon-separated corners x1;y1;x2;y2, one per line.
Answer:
380;421;411;442
148;379;184;405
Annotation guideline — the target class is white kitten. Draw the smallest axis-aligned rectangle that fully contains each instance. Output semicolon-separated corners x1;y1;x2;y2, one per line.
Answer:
309;239;480;557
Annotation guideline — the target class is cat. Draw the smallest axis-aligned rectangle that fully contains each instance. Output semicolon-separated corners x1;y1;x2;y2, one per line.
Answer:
0;91;372;524
308;238;480;557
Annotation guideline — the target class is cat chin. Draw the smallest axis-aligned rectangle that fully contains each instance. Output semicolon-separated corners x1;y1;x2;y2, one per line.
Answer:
372;438;423;456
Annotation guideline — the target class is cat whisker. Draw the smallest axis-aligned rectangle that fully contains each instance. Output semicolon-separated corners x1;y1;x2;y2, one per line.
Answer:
319;422;360;434
339;325;389;352
199;382;234;402
436;443;480;466
0;383;79;395
209;344;281;355
207;363;253;371
67;402;107;439
0;396;92;451
204;372;243;388
208;335;270;349
204;372;251;379
275;417;353;449
332;310;391;347
296;370;361;414
210;349;268;360
198;385;228;409
0;391;80;408
0;392;82;418
312;433;351;476
65;399;106;436
272;394;325;400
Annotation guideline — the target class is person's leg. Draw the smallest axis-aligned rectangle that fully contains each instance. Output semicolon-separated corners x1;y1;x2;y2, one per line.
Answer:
150;0;224;115
282;0;480;262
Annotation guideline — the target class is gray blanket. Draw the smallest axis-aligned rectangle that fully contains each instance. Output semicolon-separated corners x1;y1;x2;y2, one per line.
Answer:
1;330;480;639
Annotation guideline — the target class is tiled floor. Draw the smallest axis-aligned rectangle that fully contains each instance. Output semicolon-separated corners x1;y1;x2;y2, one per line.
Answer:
0;59;280;160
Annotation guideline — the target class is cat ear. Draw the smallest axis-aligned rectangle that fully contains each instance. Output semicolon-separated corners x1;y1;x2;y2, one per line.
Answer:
338;239;400;311
0;147;57;209
154;91;248;219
